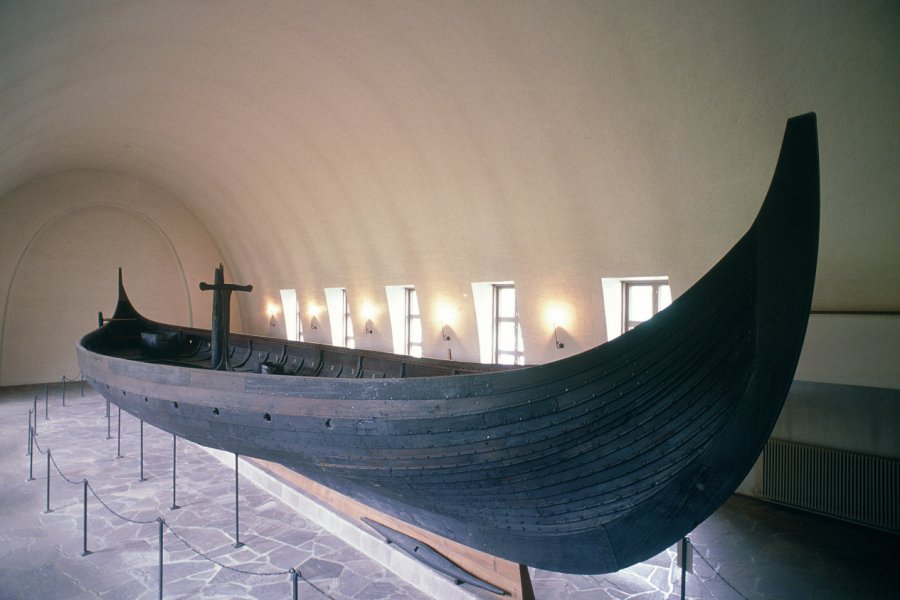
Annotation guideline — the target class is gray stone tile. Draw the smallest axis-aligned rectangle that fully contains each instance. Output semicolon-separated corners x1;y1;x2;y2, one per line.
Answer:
299;556;346;580
0;387;430;599
356;580;405;599
2;384;898;600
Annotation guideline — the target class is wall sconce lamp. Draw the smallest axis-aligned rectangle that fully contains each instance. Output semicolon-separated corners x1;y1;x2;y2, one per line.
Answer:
553;324;565;349
361;304;376;335
308;304;321;330
547;304;568;350
266;303;279;328
437;304;455;342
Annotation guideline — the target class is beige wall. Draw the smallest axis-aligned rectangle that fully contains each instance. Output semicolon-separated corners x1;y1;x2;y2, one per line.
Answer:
1;2;897;346
0;170;233;385
0;2;895;483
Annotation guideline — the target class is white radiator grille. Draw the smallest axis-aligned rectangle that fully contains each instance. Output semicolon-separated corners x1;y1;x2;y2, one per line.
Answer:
761;438;899;533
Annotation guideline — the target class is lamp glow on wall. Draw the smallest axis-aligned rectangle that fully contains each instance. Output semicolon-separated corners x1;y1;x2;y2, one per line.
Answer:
361;303;376;335
546;303;570;349
308;303;321;330
437;303;456;341
266;302;280;328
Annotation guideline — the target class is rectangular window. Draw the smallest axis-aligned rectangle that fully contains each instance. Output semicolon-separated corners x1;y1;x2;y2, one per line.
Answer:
623;279;672;331
493;284;524;365
405;287;423;357
279;289;303;342
342;289;355;349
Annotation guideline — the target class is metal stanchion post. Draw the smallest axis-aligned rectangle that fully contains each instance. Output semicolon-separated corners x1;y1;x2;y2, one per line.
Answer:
139;420;147;481
680;536;689;600
291;569;299;600
26;410;32;456
170;435;179;510
28;425;34;481
234;453;243;548
106;400;111;440
116;406;122;459
61;376;66;407
80;373;85;397
82;479;91;556
45;450;52;513
158;518;164;600
32;397;37;435
44;384;49;420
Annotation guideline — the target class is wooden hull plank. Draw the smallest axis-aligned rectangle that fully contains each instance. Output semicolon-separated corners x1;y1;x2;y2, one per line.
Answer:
77;114;818;574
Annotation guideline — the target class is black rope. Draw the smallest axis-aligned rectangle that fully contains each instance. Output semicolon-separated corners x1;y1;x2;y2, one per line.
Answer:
32;403;338;600
34;425;156;525
86;481;158;525
293;572;336;600
295;573;336;600
163;523;337;598
49;452;83;485
694;547;751;600
162;521;289;577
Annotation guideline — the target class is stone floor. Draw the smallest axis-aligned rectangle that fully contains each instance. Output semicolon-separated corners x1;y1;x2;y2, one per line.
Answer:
1;382;897;599
0;384;428;600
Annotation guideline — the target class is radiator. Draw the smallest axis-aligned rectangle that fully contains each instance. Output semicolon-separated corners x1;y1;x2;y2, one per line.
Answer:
761;438;899;533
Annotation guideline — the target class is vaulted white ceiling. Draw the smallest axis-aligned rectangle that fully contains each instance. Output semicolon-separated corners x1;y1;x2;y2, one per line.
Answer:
1;0;897;325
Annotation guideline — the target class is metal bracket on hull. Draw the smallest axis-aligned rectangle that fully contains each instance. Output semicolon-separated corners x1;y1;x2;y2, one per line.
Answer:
362;517;508;596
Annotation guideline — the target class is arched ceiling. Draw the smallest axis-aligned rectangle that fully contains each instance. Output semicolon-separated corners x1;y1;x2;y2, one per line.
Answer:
1;1;898;320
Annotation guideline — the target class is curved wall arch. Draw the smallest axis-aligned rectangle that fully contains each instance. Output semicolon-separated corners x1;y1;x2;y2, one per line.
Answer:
0;170;232;385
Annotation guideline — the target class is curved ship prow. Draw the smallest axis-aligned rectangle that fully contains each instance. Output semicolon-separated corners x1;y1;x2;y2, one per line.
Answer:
78;113;818;576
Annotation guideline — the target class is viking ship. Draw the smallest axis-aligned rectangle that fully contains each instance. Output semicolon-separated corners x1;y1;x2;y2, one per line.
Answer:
77;113;819;575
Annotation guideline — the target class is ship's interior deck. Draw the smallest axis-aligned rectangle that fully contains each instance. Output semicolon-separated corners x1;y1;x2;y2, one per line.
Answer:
96;325;507;379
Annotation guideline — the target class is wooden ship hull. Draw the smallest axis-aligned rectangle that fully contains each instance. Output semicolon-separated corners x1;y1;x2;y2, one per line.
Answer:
77;114;818;575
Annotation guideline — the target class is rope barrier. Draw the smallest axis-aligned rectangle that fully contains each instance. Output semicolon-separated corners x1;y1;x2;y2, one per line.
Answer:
86;481;158;526
49;451;83;486
33;434;46;455
694;547;751;600
29;385;759;600
59;373;86;405
585;539;750;600
28;405;339;599
162;521;290;577
297;572;336;600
